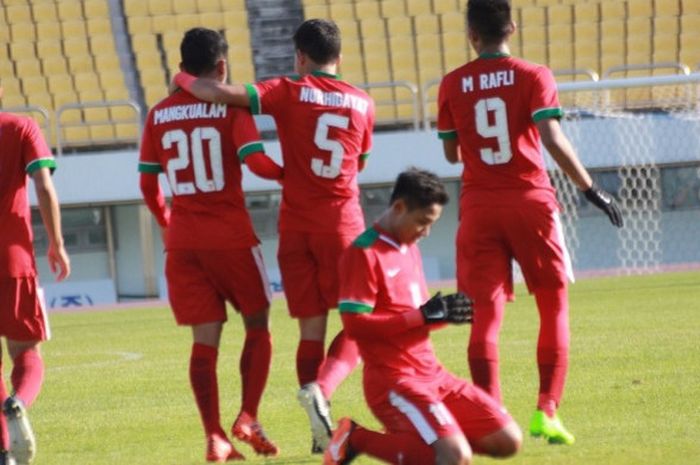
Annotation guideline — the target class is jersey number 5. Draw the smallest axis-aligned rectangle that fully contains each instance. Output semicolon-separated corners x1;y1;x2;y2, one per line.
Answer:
475;97;512;165
162;127;224;195
312;112;350;179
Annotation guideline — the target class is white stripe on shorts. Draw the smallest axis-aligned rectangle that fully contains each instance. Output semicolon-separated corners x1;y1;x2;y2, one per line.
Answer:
37;286;51;340
551;211;575;283
251;245;272;303
388;390;438;444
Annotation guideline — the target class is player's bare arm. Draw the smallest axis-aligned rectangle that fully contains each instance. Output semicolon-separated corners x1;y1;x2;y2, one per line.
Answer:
32;167;70;281
442;138;462;164
174;71;250;107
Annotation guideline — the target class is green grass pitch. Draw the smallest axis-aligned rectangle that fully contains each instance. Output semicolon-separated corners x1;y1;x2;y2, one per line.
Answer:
5;271;699;464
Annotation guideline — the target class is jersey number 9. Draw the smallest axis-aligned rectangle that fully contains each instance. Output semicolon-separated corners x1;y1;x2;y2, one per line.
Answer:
475;97;512;165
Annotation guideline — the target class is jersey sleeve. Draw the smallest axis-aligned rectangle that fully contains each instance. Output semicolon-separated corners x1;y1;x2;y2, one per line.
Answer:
436;76;457;140
245;78;285;116
360;97;375;162
338;246;378;315
21;118;55;175
138;112;163;174
530;66;564;122
230;107;266;163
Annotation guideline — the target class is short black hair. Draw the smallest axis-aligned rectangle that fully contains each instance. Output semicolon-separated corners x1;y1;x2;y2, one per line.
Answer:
390;168;449;210
467;0;512;44
292;19;341;65
180;27;228;76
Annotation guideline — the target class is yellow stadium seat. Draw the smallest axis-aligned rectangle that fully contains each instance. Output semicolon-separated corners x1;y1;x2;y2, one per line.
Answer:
62;20;87;37
6;5;32;24
84;0;111;18
140;68;167;87
442;31;469;70
329;3;356;20
548;24;572;43
653;34;679;63
627;17;652;37
57;2;84;21
62;126;92;146
355;1;380;19
15;59;42;77
95;55;122;73
31;3;58;22
151;15;177;32
176;14;201;31
360;17;386;39
441;11;465;32
22;76;49;94
79;89;106;104
627;0;653;17
74;72;102;92
69;55;96;74
36;22;62;42
304;4;329;19
0;27;9;44
42;56;69;75
600;1;625;21
90;35;116;54
657;0;681;16
115;123;140;141
381;0;406;18
416;34;443;82
10;23;37;42
627;36;652;65
655;16;679;35
149;0;173;16
223;10;247;28
128;16;153;33
522;43;546;65
679;32;700;67
547;5;572;25
9;42;36;59
414;14;440;35
48;75;75;95
548;42;574;71
387;16;413;36
573;3;599;23
87;18;112;36
520;6;546;27
520;26;546;46
25;93;54;112
64;38;91;57
339;57;365;85
124;0;150;16
89;124;116;143
406;0;432;16
198;11;224;29
681;14;700;34
196;0;221;13
105;87;131;101
174;1;198;14
1;94;27;109
390;49;418;83
433;0;459;14
574;40;599;71
53;90;80;108
574;22;597;43
335;19;359;39
0;77;22;96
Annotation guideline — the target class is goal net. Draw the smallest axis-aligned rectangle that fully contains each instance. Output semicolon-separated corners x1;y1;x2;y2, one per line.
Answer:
548;72;700;276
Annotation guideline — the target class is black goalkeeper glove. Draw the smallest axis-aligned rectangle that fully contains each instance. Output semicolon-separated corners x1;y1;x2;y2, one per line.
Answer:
584;183;624;227
420;291;474;325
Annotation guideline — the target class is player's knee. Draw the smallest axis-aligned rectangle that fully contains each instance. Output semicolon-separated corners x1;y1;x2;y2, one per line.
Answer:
434;437;472;465
490;422;522;458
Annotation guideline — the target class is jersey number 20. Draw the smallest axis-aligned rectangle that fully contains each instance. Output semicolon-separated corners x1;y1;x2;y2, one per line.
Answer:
162;127;224;195
312;112;350;179
475;97;512;165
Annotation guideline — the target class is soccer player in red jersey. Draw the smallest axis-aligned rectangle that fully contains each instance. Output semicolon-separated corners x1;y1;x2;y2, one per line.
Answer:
437;0;623;445
324;168;521;465
173;19;375;452
0;82;70;465
138;28;282;462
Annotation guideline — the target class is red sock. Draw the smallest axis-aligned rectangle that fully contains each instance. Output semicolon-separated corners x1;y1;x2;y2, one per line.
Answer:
350;426;435;465
468;297;505;404
239;328;271;418
0;358;8;450
317;331;360;398
296;340;324;387
535;287;570;416
11;348;44;408
190;343;224;437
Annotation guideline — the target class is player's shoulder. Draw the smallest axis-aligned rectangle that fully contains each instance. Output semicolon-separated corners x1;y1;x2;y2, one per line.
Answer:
351;227;381;249
510;56;553;77
0;111;34;131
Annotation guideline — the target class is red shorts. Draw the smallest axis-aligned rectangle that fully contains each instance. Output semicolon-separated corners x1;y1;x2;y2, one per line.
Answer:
457;199;573;302
277;230;358;318
165;247;271;326
0;277;50;341
367;371;511;444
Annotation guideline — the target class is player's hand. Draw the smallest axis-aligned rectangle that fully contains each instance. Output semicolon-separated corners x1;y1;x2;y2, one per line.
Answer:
47;243;70;282
420;291;474;325
584;183;624;227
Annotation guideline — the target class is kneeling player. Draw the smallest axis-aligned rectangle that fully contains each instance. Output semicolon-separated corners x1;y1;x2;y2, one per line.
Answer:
325;169;522;465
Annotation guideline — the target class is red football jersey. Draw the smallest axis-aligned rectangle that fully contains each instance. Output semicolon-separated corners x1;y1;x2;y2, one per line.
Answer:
139;91;264;250
338;227;442;379
437;54;562;207
245;71;375;233
0;113;55;277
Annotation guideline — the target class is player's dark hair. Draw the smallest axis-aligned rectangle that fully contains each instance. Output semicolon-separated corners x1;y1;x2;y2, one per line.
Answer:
180;27;228;76
467;0;512;44
293;19;341;65
390;168;449;210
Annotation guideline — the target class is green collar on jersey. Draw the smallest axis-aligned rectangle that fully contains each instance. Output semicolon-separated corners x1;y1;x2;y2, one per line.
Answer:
479;52;510;59
288;70;339;81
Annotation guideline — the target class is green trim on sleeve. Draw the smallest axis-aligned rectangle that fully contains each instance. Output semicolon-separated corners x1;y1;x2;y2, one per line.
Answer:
238;141;265;161
360;153;370;161
339;301;374;314
438;130;458;140
245;84;261;114
532;107;564;122
138;162;163;173
25;158;56;174
352;227;380;249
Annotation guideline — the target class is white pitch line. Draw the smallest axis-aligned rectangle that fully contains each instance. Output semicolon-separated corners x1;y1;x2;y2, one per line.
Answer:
48;351;144;372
